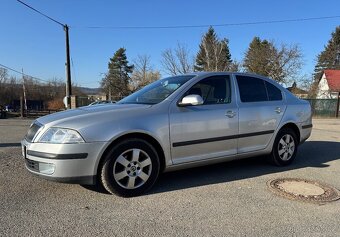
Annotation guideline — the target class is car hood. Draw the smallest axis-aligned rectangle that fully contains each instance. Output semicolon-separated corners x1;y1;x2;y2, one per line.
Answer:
37;104;152;128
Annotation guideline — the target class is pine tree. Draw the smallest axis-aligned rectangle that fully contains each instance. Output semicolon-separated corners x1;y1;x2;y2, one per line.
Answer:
195;27;232;72
314;26;340;81
102;48;134;100
243;37;273;76
243;37;302;84
308;26;340;97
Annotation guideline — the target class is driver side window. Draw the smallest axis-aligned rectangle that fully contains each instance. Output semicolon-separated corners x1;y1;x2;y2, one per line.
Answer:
185;75;231;105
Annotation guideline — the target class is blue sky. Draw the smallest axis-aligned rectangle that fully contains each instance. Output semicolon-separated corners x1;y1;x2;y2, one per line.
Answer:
1;0;340;88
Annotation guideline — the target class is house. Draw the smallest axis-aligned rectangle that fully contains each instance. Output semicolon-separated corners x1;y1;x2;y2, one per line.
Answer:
316;69;340;117
317;70;340;99
70;87;107;108
287;82;309;99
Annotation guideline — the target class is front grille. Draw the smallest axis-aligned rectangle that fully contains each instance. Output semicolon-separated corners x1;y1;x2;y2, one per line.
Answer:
25;158;39;172
25;122;42;142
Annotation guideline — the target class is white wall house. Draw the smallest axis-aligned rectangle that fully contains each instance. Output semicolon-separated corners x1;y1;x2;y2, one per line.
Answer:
317;70;340;99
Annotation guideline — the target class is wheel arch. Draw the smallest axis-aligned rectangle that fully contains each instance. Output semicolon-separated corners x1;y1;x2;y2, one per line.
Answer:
278;122;301;145
96;132;166;178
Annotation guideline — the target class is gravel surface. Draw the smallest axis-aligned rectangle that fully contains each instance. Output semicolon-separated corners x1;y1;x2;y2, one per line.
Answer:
0;118;340;237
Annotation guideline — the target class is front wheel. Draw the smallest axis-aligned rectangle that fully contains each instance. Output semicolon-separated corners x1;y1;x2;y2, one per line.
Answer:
100;139;160;197
269;128;298;166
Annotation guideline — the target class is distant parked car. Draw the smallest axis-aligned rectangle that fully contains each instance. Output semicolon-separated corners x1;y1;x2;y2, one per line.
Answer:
0;105;6;119
22;72;312;197
5;105;14;112
88;100;115;106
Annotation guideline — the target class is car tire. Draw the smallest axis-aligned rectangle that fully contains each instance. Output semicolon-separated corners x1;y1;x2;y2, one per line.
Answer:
269;128;298;166
100;139;160;197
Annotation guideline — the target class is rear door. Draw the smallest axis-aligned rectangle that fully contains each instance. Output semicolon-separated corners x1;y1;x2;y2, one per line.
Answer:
235;75;286;153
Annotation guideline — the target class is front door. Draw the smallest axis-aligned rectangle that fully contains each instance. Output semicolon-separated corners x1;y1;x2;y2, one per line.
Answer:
169;75;238;164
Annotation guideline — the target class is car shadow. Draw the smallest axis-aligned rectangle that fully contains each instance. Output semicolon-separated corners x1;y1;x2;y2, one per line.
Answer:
82;183;110;195
148;141;340;195
81;141;340;195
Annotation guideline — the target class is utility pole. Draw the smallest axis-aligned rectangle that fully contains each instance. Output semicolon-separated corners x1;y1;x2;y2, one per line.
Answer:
64;24;72;109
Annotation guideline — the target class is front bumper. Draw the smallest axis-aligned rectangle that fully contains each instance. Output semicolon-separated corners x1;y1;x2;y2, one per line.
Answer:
21;139;107;185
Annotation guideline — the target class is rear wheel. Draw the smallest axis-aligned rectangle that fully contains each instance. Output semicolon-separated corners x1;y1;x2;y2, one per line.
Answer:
100;139;160;197
269;128;298;166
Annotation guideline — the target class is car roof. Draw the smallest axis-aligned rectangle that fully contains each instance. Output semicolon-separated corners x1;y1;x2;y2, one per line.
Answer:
181;71;269;77
184;71;281;82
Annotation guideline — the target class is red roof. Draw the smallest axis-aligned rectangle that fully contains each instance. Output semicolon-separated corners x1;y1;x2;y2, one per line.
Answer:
324;70;340;92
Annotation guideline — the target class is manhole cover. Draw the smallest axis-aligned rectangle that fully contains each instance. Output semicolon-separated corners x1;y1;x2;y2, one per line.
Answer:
268;178;340;204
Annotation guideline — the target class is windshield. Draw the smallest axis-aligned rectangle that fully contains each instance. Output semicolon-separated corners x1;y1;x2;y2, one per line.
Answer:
118;75;195;105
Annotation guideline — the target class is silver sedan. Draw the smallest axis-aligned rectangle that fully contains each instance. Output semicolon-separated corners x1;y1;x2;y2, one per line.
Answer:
22;72;312;196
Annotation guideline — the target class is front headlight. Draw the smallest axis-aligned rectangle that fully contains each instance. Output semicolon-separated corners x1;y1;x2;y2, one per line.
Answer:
38;128;85;144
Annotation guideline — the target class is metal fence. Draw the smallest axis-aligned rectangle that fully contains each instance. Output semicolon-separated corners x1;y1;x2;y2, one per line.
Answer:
305;99;338;118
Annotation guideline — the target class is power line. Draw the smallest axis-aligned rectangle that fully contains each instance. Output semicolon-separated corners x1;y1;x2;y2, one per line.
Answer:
15;0;340;30
0;63;94;88
0;63;50;83
75;15;340;30
17;0;73;109
16;0;64;27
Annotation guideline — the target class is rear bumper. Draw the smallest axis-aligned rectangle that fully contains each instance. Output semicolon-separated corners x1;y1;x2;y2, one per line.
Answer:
21;139;107;185
300;123;312;144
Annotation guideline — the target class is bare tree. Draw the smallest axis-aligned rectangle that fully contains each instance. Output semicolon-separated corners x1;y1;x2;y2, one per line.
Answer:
0;68;8;84
161;43;193;75
0;68;9;105
298;74;314;92
267;43;303;84
229;59;241;72
130;55;161;91
0;67;86;110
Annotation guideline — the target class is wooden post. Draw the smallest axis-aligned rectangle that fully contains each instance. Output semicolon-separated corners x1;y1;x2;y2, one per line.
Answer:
64;24;72;109
20;96;24;118
336;92;340;118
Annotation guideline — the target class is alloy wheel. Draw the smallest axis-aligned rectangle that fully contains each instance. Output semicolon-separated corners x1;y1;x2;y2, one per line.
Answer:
278;134;295;161
113;148;152;189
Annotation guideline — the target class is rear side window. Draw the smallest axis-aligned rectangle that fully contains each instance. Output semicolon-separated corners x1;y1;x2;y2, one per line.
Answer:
236;76;267;102
236;76;283;102
265;81;282;101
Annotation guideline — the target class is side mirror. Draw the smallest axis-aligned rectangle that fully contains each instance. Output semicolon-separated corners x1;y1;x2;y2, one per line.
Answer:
178;95;204;106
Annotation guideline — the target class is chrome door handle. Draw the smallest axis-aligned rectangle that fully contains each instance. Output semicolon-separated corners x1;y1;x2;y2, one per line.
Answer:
225;111;236;118
274;107;282;114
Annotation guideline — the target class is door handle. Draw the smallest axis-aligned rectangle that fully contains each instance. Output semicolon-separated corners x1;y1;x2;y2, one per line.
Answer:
274;107;282;114
225;111;236;118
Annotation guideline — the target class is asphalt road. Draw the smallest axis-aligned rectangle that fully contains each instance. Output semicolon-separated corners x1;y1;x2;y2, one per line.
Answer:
0;118;340;237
